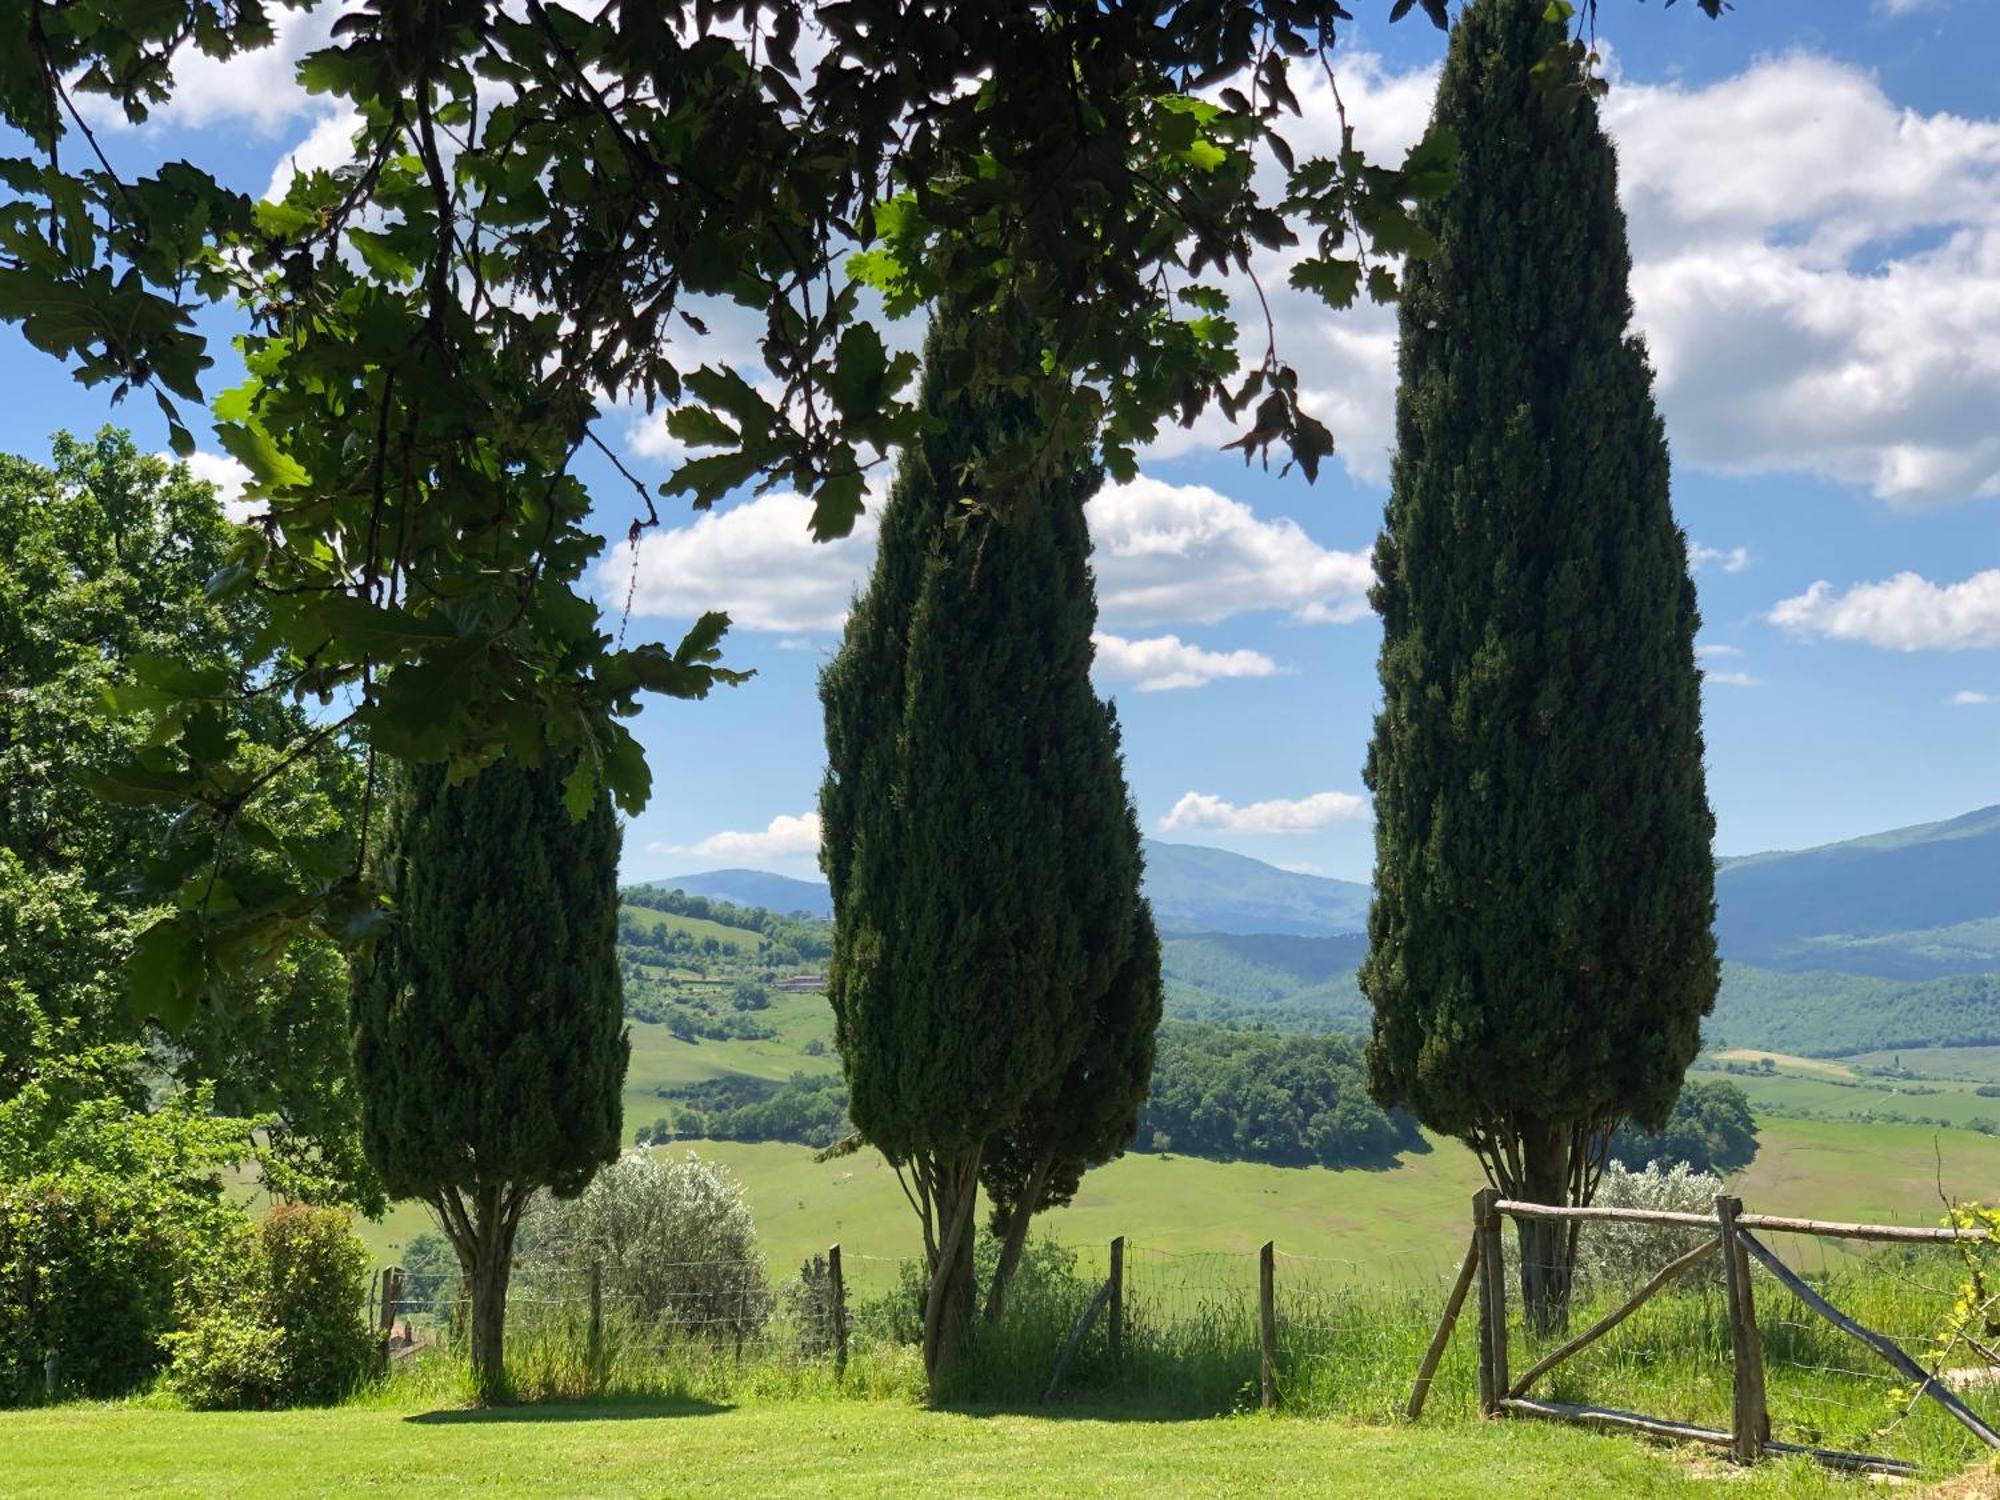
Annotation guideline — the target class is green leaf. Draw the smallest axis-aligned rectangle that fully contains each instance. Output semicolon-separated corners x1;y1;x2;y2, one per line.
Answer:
126;912;203;1029
1289;256;1363;310
829;323;889;418
347;227;417;283
214;420;308;493
665;406;739;449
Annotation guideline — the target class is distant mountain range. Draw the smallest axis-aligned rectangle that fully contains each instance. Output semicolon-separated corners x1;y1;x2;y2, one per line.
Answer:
650;804;2000;1057
656;840;1374;934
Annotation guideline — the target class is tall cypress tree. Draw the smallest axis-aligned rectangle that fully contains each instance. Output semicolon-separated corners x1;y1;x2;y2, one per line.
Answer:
351;756;628;1394
1360;0;1717;1330
981;893;1160;1324
820;312;1140;1384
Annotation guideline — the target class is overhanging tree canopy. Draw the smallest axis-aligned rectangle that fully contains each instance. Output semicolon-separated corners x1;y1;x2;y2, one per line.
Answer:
1359;0;1718;1328
0;0;1719;1021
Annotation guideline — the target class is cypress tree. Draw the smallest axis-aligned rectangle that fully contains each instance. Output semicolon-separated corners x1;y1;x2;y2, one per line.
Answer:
350;756;628;1394
1360;0;1717;1331
981;893;1161;1324
820;312;1141;1383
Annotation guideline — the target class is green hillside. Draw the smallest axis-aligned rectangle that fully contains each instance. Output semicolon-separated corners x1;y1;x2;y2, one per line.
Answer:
1714;804;2000;978
1142;841;1371;936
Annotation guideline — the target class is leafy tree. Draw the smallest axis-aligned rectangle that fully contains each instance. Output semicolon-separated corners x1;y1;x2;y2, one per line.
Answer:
0;431;376;1210
982;896;1162;1324
1360;0;1717;1330
820;312;1139;1383
0;0;1621;1012
1609;1079;1757;1176
350;756;628;1395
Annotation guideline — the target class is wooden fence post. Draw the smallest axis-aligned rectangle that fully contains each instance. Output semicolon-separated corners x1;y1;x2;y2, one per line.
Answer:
828;1244;848;1380
379;1266;404;1337
588;1261;604;1389
1259;1240;1278;1411
366;1267;379;1334
1474;1188;1507;1415
1716;1196;1765;1464
1108;1237;1125;1365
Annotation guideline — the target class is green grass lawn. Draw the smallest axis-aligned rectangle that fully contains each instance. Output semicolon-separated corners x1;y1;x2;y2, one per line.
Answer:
618;904;765;952
1712;1069;2000;1130
0;1397;1913;1498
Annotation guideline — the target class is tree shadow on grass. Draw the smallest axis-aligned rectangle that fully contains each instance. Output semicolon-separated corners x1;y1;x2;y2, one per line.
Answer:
406;1394;731;1425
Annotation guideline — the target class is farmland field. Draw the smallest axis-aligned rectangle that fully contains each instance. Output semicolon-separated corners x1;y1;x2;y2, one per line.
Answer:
0;1397;1891;1498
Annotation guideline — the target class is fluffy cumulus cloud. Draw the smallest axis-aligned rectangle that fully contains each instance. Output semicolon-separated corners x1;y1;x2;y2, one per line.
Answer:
1769;570;2000;650
1087;477;1373;627
1091;632;1279;693
617;492;881;632
160;450;261;523
650;812;821;862
1950;690;1998;706
1155;49;2000;507
612;475;1371;634
1605;54;2000;507
1159;789;1369;835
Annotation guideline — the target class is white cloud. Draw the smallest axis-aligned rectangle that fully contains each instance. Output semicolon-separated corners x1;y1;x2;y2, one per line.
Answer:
616;492;880;632
1159;50;2000;506
1088;476;1373;628
1696;643;1744;659
650;812;821;863
1769;570;2000;650
165;450;261;523
1605;55;2000;507
1159;789;1369;835
1091;632;1279;693
84;6;342;138
266;108;364;202
1689;543;1752;574
612;474;1373;635
1704;670;1764;689
1949;690;1999;706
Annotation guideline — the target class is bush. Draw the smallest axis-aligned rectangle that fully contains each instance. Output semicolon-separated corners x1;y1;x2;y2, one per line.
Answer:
518;1152;773;1341
0;1085;253;1405
164;1204;374;1410
1575;1160;1726;1291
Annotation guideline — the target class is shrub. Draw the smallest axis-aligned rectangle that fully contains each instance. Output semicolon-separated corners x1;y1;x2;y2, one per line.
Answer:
1575;1160;1726;1291
0;1085;253;1405
164;1204;374;1410
518;1152;773;1341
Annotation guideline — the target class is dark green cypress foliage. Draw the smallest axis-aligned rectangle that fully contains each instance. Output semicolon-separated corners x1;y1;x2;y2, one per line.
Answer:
981;893;1161;1324
350;756;628;1395
820;312;1145;1383
1360;0;1717;1330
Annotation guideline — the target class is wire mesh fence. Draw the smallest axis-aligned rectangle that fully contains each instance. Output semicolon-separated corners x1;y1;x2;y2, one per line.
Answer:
365;1204;2000;1476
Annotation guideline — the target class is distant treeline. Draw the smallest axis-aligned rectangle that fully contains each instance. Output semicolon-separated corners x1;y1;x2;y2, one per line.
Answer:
638;1072;849;1149
620;887;832;965
1708;966;2000;1058
638;1021;1424;1170
1134;1022;1419;1168
1607;1079;1758;1177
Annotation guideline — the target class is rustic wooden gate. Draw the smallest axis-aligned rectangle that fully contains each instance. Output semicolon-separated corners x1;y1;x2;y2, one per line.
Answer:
1406;1188;2000;1478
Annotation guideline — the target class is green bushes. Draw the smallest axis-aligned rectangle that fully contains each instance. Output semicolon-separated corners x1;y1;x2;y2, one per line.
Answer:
0;1085;251;1405
165;1204;375;1410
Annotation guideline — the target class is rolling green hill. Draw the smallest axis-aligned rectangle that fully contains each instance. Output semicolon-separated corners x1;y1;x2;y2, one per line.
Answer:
1714;804;2000;978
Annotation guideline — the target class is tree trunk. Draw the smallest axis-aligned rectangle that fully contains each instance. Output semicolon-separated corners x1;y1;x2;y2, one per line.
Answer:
441;1184;523;1402
920;1145;982;1388
1515;1118;1574;1335
983;1148;1054;1325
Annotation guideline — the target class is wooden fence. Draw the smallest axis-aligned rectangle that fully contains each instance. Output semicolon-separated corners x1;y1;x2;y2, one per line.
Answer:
1407;1187;2000;1478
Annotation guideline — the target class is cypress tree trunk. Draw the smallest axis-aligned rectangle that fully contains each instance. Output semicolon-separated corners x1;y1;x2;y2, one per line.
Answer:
441;1184;525;1399
1515;1118;1573;1333
920;1147;983;1385
983;1147;1056;1325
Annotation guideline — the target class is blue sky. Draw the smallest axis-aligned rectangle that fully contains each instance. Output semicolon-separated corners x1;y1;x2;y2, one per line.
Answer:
4;0;1996;886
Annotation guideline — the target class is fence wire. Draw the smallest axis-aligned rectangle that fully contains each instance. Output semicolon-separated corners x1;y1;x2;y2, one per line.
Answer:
367;1215;2000;1474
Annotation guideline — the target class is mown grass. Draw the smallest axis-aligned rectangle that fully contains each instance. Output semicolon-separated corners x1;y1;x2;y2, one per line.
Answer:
0;1396;1898;1499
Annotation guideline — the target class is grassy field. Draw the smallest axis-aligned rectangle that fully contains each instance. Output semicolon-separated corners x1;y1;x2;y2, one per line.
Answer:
1709;1069;2000;1130
1847;1046;2000;1083
618;904;765;952
0;1397;1931;1498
